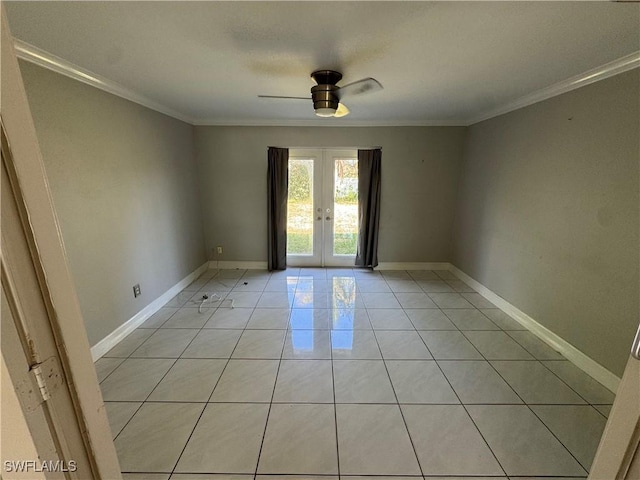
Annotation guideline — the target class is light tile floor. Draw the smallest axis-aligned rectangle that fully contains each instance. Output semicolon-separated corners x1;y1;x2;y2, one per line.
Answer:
95;268;614;480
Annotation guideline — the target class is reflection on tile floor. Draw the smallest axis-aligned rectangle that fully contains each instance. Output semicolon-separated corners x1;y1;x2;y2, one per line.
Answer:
97;268;613;479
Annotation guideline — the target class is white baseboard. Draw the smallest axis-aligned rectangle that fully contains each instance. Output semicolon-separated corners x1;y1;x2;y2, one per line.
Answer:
448;265;621;393
208;261;451;271
91;262;209;361
208;260;268;270
95;258;621;393
375;262;450;271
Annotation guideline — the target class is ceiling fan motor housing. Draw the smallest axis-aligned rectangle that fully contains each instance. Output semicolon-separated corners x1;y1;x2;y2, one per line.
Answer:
311;84;340;111
311;70;343;86
310;70;342;115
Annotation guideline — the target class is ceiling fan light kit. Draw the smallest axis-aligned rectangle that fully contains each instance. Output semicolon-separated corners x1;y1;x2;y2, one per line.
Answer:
258;69;383;119
315;107;337;117
311;83;340;117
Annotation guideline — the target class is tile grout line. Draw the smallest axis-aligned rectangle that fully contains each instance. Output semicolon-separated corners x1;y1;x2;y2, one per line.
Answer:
252;272;298;479
105;295;193;443
172;270;269;475
96;357;128;385
166;269;252;477
168;271;240;477
329;290;342;479
538;357;608;407
492;328;612;410
432;269;614;407
102;399;609;406
106;300;197;441
456;318;604;408
111;269;271;475
526;405;591;475
409;275;510;477
426;350;509;477
107;267;606;478
369;312;425;475
439;300;592;473
423;278;536;475
471;337;591;475
113;269;224;469
144;283;224;394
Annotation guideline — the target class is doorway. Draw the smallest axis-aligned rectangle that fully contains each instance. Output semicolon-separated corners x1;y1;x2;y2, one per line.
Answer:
286;148;358;267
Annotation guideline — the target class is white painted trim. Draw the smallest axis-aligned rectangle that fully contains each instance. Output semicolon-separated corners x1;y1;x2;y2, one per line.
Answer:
467;51;640;125
13;38;637;129
208;261;451;271
192;119;462;127
13;39;194;124
90;262;209;361
448;265;621;393
91;256;624;392
375;262;450;271
209;260;269;270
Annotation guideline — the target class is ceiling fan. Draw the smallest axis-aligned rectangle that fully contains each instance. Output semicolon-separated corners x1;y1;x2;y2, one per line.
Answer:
258;70;383;118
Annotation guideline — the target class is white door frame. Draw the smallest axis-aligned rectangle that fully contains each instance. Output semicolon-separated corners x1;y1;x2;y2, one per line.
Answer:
322;149;359;267
1;6;122;478
589;323;640;479
287;148;358;268
287;149;324;267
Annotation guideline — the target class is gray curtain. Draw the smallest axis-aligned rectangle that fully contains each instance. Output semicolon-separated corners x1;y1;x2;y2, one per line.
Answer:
355;149;382;268
267;147;289;271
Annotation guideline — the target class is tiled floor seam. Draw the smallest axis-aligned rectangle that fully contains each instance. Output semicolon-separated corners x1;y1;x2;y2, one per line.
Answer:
526;405;592;474
381;274;510;476
252;281;294;478
420;301;511;472
102;294;195;443
452;317;592;471
168;271;253;477
376;269;425;473
103;268;609;477
373;331;425;477
108;356;182;443
538;356;609;406
416;322;509;477
330;298;342;478
480;351;591;475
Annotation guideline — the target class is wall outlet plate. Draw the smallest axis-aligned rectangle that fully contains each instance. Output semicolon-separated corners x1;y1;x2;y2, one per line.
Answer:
133;284;141;298
216;246;223;254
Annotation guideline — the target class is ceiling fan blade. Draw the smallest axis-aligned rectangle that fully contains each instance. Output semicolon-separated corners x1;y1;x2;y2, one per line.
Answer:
334;103;350;118
337;78;383;99
258;95;311;100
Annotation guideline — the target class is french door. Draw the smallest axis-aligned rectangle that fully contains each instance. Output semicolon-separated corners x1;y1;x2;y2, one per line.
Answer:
287;148;359;267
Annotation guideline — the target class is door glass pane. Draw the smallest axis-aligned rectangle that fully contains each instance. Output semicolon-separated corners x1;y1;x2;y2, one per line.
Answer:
333;158;358;255
287;159;314;255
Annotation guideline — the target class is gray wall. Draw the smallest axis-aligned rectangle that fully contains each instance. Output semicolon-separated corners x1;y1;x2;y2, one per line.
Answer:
19;61;207;346
19;56;638;377
194;126;466;263
452;69;640;376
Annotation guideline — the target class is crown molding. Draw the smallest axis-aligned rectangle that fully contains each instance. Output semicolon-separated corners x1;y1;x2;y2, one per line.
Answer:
191;118;463;127
13;39;194;124
467;50;640;126
14;38;458;127
13;38;638;129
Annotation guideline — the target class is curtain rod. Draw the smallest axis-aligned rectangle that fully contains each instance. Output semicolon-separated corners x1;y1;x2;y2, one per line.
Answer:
267;146;382;150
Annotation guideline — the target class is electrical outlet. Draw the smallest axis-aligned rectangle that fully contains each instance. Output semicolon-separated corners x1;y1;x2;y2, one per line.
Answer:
133;284;141;298
216;246;223;254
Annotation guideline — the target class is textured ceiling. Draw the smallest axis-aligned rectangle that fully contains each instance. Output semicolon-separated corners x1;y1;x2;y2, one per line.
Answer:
6;1;640;125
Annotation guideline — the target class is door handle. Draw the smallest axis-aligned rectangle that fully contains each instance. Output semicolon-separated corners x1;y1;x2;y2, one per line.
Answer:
316;216;322;221
325;216;331;221
632;322;640;360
